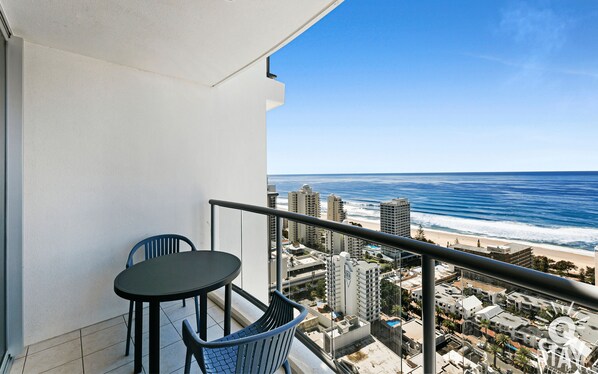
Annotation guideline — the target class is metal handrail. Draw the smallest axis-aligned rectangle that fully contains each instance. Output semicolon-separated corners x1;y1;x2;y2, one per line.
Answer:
210;199;598;310
209;198;598;373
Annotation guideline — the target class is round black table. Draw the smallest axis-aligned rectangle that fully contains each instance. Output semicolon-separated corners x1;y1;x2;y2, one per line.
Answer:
114;251;241;374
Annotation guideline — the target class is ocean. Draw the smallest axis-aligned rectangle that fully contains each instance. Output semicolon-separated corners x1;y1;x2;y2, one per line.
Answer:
268;171;598;251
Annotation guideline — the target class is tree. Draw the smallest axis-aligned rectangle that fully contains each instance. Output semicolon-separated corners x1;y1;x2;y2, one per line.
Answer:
532;255;552;273
442;319;456;333
495;333;510;358
552;260;577;276
376;253;383;259
415;225;426;241
380;279;401;315
515;347;531;373
585;266;595;284
435;306;443;325
479;319;490;341
579;268;586;283
489;344;500;368
314;279;326;300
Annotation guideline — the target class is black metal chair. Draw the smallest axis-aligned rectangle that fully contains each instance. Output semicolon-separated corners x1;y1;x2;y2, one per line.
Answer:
124;234;201;356
182;290;307;374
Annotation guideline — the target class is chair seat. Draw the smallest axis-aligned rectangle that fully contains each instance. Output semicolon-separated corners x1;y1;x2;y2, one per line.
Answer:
204;323;267;373
182;291;307;374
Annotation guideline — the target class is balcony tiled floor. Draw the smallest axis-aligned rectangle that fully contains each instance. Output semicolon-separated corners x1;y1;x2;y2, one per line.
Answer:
10;298;245;374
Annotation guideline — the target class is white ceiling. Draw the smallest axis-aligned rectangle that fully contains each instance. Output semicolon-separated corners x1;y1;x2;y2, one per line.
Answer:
1;0;342;86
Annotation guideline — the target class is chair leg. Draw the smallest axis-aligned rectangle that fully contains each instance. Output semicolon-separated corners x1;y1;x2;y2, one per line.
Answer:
283;360;291;374
125;301;134;356
184;349;192;374
182;298;186;307
194;296;200;334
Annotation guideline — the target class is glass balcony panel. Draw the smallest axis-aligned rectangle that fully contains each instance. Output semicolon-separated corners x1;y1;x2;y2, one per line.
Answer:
458;267;598;374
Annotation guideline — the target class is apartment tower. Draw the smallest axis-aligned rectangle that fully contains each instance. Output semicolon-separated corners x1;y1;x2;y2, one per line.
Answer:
326;220;365;259
326;252;381;322
288;185;321;248
267;185;278;246
380;198;411;258
327;194;347;222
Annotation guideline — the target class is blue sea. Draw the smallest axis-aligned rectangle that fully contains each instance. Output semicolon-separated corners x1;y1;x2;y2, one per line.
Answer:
268;172;598;251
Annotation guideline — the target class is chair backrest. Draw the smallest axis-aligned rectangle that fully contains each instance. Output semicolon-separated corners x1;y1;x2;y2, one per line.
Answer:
183;290;307;374
233;291;305;373
126;234;196;268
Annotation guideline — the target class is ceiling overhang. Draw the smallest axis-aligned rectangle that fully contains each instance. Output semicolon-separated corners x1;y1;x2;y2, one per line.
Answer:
0;0;342;86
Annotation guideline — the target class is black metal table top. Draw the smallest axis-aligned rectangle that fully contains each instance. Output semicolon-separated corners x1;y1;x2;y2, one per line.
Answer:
114;251;241;302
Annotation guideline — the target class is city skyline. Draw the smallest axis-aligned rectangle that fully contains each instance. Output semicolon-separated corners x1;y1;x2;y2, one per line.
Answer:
267;0;598;174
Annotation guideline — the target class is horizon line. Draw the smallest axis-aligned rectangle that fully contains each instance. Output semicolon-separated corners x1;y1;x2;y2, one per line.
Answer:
267;170;598;177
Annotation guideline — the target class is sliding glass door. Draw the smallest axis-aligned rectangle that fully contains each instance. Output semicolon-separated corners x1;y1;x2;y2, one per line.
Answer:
0;33;6;363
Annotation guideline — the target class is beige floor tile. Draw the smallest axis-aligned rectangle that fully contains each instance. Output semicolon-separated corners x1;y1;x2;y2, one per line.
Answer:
141;340;187;374
206;305;225;324
82;341;133;374
105;361;142;374
137;323;181;357
162;303;201;323
126;308;169;330
82;323;127;356
81;316;126;337
41;358;83;374
170;361;201;374
171;314;217;338
29;330;80;355
227;318;244;333
9;357;24;374
23;339;81;373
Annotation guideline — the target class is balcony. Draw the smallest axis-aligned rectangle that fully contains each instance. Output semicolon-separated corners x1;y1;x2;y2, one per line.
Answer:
0;2;596;374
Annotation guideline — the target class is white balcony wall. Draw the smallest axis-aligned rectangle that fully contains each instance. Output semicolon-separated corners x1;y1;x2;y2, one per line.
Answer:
22;41;275;345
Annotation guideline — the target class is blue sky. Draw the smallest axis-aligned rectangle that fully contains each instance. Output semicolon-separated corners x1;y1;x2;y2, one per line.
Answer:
267;0;598;174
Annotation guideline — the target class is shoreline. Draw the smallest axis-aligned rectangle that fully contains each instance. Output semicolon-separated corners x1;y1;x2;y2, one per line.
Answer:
344;217;595;270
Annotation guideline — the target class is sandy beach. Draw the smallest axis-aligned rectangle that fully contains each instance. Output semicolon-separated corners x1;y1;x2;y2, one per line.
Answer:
344;217;596;270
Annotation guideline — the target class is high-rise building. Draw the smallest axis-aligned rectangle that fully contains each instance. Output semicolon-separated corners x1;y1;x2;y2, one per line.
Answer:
380;198;411;258
327;194;346;222
325;220;365;258
326;252;381;322
267;185;278;246
288;185;321;248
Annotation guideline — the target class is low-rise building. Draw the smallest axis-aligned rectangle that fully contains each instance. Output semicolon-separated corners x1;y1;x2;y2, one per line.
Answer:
450;243;532;268
452;278;507;304
507;291;553;314
323;315;370;354
400;319;446;356
475;305;503;321
457;296;483;319
489;311;528;339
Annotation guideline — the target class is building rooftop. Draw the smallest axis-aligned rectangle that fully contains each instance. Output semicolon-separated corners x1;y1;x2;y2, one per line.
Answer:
381;198;410;206
507;291;554;309
476;305;503;319
432;284;463;307
402;319;444;344
452;278;507;294
490;311;528;330
451;242;531;255
457;295;483;311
